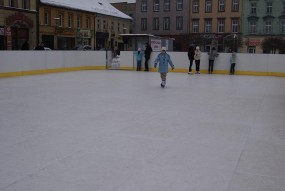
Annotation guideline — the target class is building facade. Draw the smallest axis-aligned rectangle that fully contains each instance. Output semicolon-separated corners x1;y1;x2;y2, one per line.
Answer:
135;0;190;51
0;0;37;50
189;0;242;52
39;1;132;50
242;0;285;53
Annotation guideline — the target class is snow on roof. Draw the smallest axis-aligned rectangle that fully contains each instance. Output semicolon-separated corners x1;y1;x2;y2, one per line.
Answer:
40;0;132;20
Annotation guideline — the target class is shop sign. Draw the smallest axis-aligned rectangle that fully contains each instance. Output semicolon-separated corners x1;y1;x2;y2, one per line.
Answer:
79;30;91;38
56;28;76;35
248;39;261;46
150;39;161;51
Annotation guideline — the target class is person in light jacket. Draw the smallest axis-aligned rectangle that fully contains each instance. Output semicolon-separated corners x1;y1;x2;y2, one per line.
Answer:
134;48;144;71
194;46;201;74
154;47;174;88
207;47;219;74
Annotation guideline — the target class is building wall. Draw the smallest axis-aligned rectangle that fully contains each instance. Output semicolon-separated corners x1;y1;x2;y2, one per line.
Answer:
189;0;242;52
135;0;190;51
241;0;285;53
0;0;37;50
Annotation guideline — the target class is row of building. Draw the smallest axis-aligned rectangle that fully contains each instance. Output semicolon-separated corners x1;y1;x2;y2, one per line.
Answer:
1;0;285;53
112;0;285;53
0;0;132;51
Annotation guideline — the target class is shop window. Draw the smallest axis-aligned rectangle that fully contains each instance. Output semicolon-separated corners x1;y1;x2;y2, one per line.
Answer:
248;46;256;53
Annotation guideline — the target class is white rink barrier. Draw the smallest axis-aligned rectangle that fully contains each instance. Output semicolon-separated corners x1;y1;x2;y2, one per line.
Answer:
0;51;285;77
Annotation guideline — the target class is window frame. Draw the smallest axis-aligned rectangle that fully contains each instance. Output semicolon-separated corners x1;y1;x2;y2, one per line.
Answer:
153;0;160;12
192;20;199;33
163;17;170;30
22;0;30;9
205;19;212;33
44;9;50;25
218;0;225;12
177;0;183;11
164;0;170;11
176;16;183;30
264;20;272;34
218;19;225;33
141;18;147;31
205;0;212;13
141;0;147;12
86;17;91;29
193;0;199;13
68;13;73;28
250;2;257;14
232;19;239;33
232;0;239;12
77;15;82;29
153;17;159;30
249;20;257;34
266;1;273;14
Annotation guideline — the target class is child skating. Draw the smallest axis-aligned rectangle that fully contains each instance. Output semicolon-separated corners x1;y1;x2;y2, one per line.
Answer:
154;47;174;88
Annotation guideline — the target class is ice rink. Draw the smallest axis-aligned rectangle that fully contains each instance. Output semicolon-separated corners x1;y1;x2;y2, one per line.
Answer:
1;70;285;191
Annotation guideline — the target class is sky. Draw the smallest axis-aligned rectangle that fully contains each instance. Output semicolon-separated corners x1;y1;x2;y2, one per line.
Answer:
106;0;136;3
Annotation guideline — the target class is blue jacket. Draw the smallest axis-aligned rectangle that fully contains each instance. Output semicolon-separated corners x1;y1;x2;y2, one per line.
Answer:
154;52;174;73
134;51;144;61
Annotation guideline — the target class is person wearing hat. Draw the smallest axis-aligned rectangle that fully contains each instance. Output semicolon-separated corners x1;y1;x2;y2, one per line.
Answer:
154;47;174;88
230;50;237;75
134;47;144;71
194;46;201;74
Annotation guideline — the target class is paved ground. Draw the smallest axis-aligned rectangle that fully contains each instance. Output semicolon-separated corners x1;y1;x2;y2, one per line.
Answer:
0;70;285;191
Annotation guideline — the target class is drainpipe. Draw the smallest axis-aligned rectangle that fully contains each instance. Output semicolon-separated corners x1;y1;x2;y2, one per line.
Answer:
36;0;39;44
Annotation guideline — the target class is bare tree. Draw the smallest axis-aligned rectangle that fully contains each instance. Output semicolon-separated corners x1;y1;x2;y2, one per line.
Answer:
261;36;285;54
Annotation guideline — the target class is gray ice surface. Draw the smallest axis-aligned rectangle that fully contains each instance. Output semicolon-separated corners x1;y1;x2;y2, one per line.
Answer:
1;70;285;191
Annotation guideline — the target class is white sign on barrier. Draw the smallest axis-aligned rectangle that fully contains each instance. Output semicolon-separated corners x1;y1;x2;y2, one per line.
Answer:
151;39;161;51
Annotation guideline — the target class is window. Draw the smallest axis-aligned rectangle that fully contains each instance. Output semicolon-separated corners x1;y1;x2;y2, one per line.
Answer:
23;0;30;9
117;23;120;32
111;21;114;31
141;0;147;12
97;19;101;31
232;0;239;11
0;0;3;6
281;20;285;33
141;18;147;31
266;2;272;14
249;20;257;34
153;18;159;30
164;0;170;11
205;19;212;33
250;2;257;14
177;0;183;11
205;0;212;12
232;19;239;33
77;15;82;28
163;17;170;30
68;14;73;28
283;2;285;13
58;13;63;27
44;10;50;25
192;20;199;33
248;47;256;53
9;0;17;7
218;19;225;33
103;20;107;30
154;0;159;11
176;16;183;30
86;17;90;29
193;0;199;12
264;20;272;34
218;0;225;12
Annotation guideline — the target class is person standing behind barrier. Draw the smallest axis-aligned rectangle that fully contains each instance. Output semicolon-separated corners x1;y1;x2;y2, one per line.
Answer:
134;48;144;71
230;51;237;75
144;42;152;71
194;46;201;74
208;47;219;74
154;47;174;88
187;45;195;74
21;40;30;50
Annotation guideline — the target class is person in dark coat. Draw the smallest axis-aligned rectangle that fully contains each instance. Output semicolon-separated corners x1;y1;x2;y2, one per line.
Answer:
187;45;195;74
35;42;45;50
21;40;30;50
144;42;152;71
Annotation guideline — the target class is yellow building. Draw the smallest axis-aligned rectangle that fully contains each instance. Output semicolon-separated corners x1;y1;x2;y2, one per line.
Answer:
0;0;37;50
38;0;132;50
